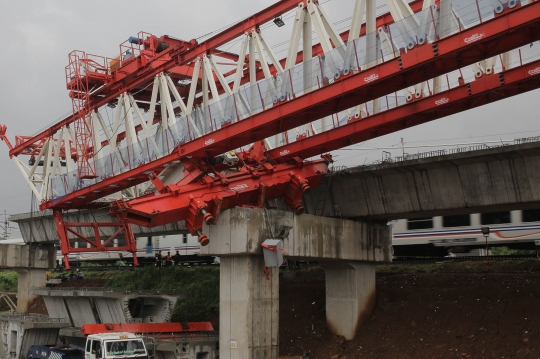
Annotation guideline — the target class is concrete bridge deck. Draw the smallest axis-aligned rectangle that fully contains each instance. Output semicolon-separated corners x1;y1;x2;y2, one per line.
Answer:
304;140;540;220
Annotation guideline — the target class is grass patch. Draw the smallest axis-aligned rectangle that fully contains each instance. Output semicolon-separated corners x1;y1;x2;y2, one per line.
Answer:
0;271;18;291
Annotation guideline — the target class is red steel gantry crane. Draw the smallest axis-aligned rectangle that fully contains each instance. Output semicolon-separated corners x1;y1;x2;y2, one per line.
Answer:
1;0;540;268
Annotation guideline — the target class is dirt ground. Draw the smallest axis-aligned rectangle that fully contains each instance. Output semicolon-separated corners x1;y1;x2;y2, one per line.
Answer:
279;261;540;359
27;262;540;359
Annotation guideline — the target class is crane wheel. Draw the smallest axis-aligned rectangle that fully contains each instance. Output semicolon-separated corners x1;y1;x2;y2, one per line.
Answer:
198;233;210;246
203;212;215;225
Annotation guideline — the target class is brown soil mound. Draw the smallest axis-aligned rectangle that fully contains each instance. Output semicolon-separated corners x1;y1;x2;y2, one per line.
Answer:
279;264;540;359
26;262;540;358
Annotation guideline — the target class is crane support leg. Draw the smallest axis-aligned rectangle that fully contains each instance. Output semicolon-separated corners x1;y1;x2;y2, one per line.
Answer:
53;209;139;269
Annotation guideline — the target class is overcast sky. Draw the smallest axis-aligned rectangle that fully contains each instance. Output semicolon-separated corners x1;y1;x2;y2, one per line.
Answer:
0;0;538;238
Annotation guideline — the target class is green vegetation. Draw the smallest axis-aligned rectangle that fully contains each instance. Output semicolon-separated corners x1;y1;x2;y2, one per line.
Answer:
490;246;536;256
48;268;114;280
106;266;219;322
0;271;18;291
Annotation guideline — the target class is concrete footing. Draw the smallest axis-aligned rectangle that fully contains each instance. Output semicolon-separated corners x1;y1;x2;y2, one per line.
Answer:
201;207;391;358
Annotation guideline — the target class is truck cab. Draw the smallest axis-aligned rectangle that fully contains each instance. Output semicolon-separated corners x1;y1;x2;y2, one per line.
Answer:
85;333;147;359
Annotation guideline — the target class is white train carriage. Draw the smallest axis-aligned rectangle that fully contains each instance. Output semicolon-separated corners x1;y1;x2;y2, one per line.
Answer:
63;233;211;266
392;209;540;256
1;235;211;266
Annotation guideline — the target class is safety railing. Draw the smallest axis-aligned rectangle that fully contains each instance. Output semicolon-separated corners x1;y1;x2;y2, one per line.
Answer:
0;313;68;323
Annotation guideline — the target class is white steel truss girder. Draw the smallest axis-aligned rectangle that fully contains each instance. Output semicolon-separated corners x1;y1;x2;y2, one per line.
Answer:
251;30;281;103
285;4;306;71
307;1;340;79
186;58;201;115
385;0;419;49
12;157;42;201
418;1;436;45
344;0;367;74
303;12;314;91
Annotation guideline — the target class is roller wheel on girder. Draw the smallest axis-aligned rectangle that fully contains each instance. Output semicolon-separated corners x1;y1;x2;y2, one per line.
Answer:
203;212;215;225
198;233;210;246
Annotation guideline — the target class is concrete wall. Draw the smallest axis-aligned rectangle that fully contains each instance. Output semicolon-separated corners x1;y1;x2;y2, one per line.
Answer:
0;314;68;359
0;244;55;269
65;298;96;327
35;289;180;326
304;141;540;220
16;269;47;312
94;298;126;323
42;297;70;322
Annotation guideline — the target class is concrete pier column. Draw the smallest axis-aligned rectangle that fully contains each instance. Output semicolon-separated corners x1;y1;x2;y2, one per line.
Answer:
16;268;47;312
220;256;279;359
201;207;391;357
324;262;376;340
0;243;54;313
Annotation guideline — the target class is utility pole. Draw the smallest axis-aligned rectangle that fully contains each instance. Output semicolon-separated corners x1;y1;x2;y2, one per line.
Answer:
0;210;16;240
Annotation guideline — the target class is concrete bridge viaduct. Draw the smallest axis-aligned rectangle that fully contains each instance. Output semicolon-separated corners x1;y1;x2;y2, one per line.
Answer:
304;140;540;221
11;140;540;243
4;140;540;358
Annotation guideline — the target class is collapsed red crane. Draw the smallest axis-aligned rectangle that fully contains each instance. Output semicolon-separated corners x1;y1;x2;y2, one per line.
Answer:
1;0;540;268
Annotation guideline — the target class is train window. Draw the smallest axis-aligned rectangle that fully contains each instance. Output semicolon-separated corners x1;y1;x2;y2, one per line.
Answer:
407;217;433;230
182;234;187;244
442;214;471;227
480;211;511;225
522;209;540;222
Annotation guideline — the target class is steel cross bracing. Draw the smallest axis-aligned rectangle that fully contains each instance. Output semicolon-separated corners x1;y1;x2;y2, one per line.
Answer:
1;0;540;268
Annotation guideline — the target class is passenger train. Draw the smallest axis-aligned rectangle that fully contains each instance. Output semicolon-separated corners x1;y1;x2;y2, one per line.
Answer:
392;209;540;256
0;234;213;266
64;233;214;266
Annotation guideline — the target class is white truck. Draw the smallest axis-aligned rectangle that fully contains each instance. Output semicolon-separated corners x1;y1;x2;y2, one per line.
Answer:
27;333;148;359
85;333;148;359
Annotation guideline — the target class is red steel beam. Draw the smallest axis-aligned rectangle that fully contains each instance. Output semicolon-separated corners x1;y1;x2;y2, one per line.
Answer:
268;59;540;160
9;0;426;159
81;322;214;336
109;159;329;228
41;2;540;210
8;0;303;158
